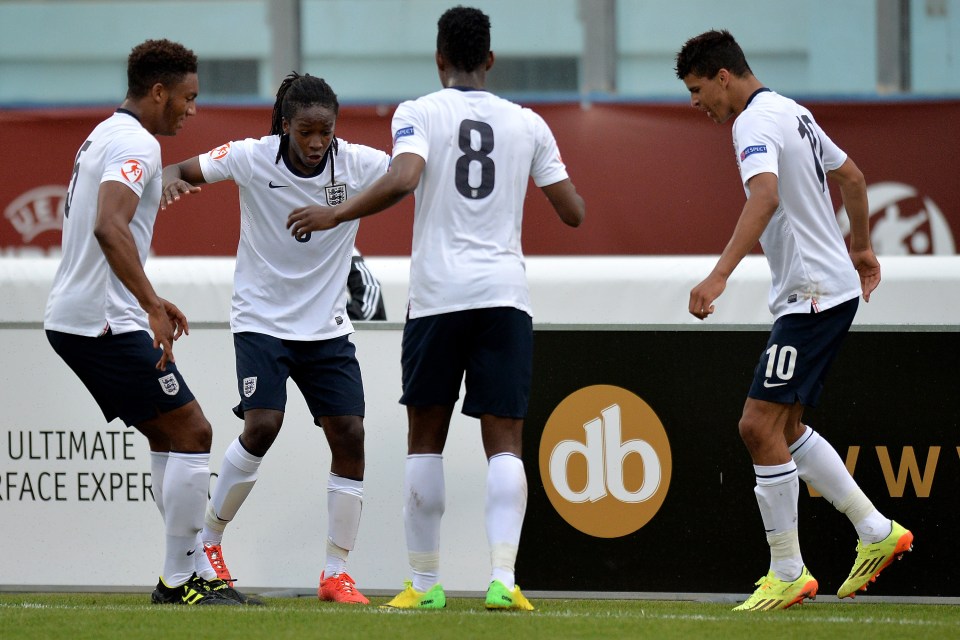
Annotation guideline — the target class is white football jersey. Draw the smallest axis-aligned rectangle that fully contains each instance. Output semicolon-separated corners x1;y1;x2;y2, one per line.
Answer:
199;135;389;339
45;110;162;336
733;90;861;319
391;87;569;318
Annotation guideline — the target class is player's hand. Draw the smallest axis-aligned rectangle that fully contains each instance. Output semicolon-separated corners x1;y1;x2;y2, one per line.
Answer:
161;297;190;340
160;180;201;210
850;248;881;302
287;205;340;239
147;299;189;371
689;273;725;320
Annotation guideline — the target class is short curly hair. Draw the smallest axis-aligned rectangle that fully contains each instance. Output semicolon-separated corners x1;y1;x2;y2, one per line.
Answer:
126;39;198;99
437;6;490;73
675;30;752;80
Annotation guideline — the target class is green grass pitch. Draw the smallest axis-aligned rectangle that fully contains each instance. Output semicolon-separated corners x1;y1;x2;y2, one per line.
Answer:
2;592;959;640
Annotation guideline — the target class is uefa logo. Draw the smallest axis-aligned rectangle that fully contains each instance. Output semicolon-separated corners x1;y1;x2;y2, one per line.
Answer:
538;385;671;538
837;182;956;255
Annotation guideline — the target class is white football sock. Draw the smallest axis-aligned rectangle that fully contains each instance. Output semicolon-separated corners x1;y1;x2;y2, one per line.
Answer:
324;473;363;577
404;454;444;593
753;461;803;581
161;452;210;587
485;453;527;590
149;451;169;520
790;426;889;543
203;437;262;544
194;529;217;581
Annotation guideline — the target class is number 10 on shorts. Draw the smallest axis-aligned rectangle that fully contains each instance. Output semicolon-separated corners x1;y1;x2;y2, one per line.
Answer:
765;344;797;384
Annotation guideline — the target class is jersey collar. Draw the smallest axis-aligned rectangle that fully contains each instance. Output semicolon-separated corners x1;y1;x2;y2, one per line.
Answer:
280;139;333;179
744;87;772;110
115;108;141;123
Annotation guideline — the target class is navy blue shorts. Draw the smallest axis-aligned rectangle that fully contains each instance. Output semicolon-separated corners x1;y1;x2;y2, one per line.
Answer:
46;329;196;427
400;307;533;419
748;297;859;407
233;332;364;421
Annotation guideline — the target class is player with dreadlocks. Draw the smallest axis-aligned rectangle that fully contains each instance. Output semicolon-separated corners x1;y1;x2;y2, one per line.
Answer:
286;6;585;611
162;72;390;604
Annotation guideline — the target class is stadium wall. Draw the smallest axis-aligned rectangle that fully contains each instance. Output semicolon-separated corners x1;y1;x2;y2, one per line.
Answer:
2;101;959;258
1;256;957;596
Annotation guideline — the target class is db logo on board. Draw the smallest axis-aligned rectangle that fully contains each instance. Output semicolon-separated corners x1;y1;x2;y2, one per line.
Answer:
538;385;671;538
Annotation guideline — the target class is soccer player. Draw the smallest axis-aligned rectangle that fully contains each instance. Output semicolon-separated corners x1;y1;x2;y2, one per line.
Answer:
286;6;585;611
675;30;913;611
44;39;239;606
162;72;390;605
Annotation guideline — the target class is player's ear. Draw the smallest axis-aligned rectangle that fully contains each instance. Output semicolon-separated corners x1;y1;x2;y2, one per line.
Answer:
150;82;166;104
435;51;448;86
486;51;495;72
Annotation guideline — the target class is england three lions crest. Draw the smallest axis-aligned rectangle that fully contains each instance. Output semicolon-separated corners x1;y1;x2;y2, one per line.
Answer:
325;184;347;206
243;376;257;398
158;373;180;396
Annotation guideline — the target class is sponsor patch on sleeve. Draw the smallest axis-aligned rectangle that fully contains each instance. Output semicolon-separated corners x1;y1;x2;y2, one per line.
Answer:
393;126;414;144
208;142;231;160
740;144;767;161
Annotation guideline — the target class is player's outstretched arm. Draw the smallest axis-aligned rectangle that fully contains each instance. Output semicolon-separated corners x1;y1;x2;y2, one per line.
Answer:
286;152;425;238
161;157;205;210
541;179;585;228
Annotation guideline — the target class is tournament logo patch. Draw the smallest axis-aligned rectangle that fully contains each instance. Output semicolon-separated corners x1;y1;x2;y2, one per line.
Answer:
209;143;231;160
243;376;257;398
394;126;414;143
158;373;179;396
120;159;144;183
325;184;347;206
740;145;767;161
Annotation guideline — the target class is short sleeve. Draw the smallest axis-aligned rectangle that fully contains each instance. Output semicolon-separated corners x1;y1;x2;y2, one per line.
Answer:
734;110;782;187
527;110;569;188
816;125;847;172
100;133;159;198
391;100;429;162
199;138;255;185
349;144;391;192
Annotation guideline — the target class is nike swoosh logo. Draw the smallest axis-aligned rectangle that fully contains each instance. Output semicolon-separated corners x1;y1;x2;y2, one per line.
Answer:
268;181;289;189
763;380;788;388
186;549;196;556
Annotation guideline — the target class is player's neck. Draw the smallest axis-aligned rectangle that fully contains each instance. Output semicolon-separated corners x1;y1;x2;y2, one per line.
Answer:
731;76;766;117
443;71;485;90
118;98;156;134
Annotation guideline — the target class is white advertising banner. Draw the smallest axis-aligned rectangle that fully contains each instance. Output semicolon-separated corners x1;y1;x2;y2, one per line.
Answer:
1;256;956;592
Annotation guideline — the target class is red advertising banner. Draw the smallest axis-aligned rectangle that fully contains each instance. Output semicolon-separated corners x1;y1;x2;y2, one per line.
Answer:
2;101;957;256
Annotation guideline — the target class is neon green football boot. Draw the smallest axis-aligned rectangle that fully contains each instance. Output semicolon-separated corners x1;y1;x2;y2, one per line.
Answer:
732;566;818;611
837;520;913;598
382;580;446;609
485;580;535;611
